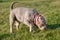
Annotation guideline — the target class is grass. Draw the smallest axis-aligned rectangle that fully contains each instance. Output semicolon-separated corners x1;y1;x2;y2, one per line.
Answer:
0;0;60;40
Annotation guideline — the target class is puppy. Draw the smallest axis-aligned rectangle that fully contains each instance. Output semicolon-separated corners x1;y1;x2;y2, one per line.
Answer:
9;2;46;33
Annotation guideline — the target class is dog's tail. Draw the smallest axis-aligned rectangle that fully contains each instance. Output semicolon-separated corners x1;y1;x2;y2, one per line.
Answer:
10;2;17;10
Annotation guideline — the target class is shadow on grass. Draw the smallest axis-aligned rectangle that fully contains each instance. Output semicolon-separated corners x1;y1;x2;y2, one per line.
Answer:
0;1;3;2
0;33;16;40
34;24;60;33
0;0;10;3
0;24;60;40
0;33;10;40
46;24;60;30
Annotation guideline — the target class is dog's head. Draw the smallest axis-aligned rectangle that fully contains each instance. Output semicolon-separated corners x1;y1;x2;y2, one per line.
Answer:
34;14;46;30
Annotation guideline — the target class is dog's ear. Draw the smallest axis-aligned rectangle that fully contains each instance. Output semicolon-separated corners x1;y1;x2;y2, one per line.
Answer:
36;16;43;24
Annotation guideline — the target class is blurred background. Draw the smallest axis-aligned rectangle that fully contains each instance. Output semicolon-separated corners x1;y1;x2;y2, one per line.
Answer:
0;0;60;40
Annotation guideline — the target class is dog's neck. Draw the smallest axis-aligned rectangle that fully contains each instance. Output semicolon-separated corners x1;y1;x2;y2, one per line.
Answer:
34;13;39;25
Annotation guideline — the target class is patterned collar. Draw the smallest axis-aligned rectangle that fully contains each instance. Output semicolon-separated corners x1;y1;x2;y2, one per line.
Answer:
34;13;39;25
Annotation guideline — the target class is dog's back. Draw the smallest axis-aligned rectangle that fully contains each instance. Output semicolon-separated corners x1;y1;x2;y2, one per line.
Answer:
10;2;38;23
12;7;35;22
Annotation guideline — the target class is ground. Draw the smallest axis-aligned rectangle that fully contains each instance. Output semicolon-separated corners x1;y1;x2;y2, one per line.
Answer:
0;0;60;40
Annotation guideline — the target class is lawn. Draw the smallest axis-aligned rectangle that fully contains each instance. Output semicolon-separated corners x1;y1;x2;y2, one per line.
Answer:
0;0;60;40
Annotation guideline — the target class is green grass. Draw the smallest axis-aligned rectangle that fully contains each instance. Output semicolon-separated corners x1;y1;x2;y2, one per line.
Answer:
0;0;60;40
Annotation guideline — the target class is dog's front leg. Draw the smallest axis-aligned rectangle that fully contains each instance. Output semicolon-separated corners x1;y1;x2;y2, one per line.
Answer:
29;26;34;32
27;23;34;32
24;20;34;32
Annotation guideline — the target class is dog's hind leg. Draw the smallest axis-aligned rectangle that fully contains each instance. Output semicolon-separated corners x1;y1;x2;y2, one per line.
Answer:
15;21;20;30
9;14;15;33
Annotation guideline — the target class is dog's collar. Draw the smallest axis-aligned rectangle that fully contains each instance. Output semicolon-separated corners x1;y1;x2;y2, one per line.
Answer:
34;13;39;25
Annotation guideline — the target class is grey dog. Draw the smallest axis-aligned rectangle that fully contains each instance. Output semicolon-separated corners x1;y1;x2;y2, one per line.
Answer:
9;2;46;33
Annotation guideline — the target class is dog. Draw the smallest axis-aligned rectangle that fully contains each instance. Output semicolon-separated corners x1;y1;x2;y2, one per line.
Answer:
9;2;46;33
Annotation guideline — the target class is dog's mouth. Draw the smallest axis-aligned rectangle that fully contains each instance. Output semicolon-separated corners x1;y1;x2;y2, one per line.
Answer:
38;24;46;30
39;25;46;30
40;27;46;30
